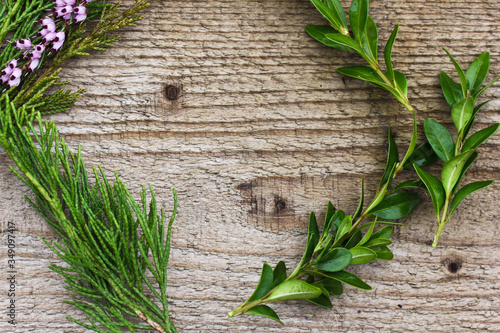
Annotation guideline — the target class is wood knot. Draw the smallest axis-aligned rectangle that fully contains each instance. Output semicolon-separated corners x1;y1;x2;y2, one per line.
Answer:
274;197;286;211
165;84;180;100
442;257;463;274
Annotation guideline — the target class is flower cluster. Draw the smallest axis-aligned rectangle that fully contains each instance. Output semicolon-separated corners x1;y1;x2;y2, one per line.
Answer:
1;0;92;89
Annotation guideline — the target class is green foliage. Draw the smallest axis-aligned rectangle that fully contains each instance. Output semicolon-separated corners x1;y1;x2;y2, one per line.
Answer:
0;0;181;331
227;201;394;323
228;0;500;325
418;50;498;247
2;0;149;117
0;101;177;332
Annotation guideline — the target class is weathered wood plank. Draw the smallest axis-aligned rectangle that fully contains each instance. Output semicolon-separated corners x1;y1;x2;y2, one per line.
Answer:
1;0;500;331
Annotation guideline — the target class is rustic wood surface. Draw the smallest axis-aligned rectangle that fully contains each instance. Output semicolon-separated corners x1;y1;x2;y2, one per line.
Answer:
1;0;500;331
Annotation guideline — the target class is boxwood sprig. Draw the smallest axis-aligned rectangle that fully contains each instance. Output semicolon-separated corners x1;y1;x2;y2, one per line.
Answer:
417;50;498;247
227;0;435;324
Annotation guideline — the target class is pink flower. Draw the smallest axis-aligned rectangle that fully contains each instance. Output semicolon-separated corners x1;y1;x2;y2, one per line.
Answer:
53;5;73;18
5;67;22;88
28;44;45;59
11;38;32;50
27;58;41;73
51;32;66;52
6;76;21;88
54;0;76;6
0;60;18;77
73;6;87;23
38;18;56;32
42;31;58;43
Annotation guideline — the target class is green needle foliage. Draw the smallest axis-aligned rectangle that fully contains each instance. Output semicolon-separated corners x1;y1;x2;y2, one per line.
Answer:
228;0;496;323
0;100;177;332
1;0;178;331
417;50;498;247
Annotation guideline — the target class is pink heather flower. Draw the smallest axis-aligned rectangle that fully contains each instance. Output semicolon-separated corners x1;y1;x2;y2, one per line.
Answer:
6;76;21;88
12;38;32;50
53;5;73;18
42;31;58;43
51;32;66;52
9;68;22;80
0;60;18;77
73;6;87;23
28;44;45;59
38;18;56;32
27;58;41;73
4;67;22;88
54;0;76;6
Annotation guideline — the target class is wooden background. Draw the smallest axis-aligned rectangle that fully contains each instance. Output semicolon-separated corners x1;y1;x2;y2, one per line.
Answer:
1;0;499;331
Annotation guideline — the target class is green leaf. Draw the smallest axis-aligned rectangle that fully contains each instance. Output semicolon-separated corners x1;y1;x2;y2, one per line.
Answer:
329;210;346;236
334;215;352;243
424;118;455;162
364;237;392;248
452;151;478;194
370;246;394;260
305;212;320;257
440;71;463;107
300;233;317;268
349;0;369;42
247;263;274;302
463;100;492;140
270;261;287;290
384;24;399;81
243;305;283;325
349;246;377;264
337;66;385;85
357;218;376;247
326;0;348;28
309;0;348;34
328;271;372;290
353;179;364;220
403;142;438;170
443;48;467;98
325;33;363;52
451;97;474;133
379;128;399;187
393;70;408;97
364;181;389;216
265;280;322;302
477;76;500;98
323;201;336;236
319;278;343;295
345;230;362;249
307;293;333;309
305;25;352;52
465;52;490;95
441;150;475;196
371;225;393;239
370;192;421;220
392;179;425;191
316;247;352;272
462;123;499;152
362;16;378;62
449;180;494;216
414;164;446;219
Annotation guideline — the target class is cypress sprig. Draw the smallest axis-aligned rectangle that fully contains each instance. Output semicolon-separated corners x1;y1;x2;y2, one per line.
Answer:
0;98;177;332
1;0;178;331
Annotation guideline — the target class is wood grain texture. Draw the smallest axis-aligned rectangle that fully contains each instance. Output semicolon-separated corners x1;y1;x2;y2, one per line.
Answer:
1;0;500;331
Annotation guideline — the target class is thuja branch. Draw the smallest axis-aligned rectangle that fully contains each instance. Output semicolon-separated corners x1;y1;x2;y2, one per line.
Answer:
0;99;177;332
1;0;179;331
